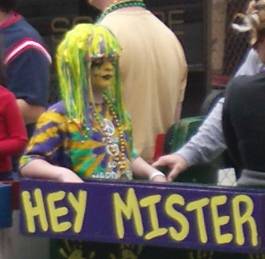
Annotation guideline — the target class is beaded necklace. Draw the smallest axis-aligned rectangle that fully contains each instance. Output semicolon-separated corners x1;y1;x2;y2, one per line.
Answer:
97;0;146;22
78;94;130;179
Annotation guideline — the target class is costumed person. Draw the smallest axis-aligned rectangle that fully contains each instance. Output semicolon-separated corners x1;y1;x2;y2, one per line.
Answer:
0;0;51;137
20;23;166;184
88;0;188;163
20;23;166;259
0;51;27;181
223;0;265;188
153;1;265;182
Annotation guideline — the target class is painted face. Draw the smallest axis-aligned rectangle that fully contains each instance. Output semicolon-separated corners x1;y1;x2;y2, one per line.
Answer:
90;58;115;91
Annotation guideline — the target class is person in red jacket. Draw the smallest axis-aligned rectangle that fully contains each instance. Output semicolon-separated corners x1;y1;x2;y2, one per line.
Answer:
0;57;27;180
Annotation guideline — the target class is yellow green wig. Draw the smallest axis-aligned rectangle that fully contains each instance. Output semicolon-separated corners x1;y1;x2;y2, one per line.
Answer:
56;23;126;129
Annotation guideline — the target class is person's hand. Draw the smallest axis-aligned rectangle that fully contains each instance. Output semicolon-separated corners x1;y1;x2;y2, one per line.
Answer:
56;167;84;183
152;153;188;182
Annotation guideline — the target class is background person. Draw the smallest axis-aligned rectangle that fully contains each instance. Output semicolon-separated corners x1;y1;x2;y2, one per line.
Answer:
0;53;27;180
0;0;51;136
153;40;265;181
88;0;188;162
223;0;265;187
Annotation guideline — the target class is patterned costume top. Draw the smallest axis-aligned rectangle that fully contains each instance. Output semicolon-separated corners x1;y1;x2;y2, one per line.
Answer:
20;101;137;180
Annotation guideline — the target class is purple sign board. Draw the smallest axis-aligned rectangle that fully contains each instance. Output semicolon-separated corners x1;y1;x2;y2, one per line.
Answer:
20;179;265;253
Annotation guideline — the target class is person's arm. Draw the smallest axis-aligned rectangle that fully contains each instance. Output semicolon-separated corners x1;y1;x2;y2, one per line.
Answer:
172;48;263;167
177;98;226;166
21;159;83;183
0;92;27;155
177;47;263;164
132;157;167;182
19;108;82;183
16;99;46;124
153;98;226;182
7;48;50;124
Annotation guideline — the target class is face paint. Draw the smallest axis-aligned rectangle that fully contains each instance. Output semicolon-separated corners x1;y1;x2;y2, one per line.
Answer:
91;58;115;91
